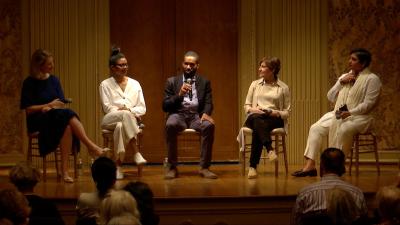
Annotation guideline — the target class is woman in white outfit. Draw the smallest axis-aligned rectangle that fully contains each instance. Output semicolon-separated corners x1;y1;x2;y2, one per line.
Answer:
292;48;381;177
100;48;147;179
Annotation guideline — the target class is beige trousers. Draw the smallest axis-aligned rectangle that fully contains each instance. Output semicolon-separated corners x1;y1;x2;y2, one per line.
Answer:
304;111;373;160
101;110;139;161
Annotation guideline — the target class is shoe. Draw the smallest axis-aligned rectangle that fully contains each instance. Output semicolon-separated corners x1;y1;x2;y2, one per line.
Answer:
199;168;218;179
291;169;317;177
116;167;124;180
134;152;147;165
63;175;74;183
164;167;178;179
268;150;278;162
248;167;258;179
291;169;303;176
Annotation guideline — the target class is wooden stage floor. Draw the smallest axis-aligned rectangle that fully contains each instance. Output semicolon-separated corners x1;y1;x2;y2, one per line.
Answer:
0;163;399;225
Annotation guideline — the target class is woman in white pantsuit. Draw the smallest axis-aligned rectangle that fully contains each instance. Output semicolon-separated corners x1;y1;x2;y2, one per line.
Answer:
100;48;147;179
292;48;381;177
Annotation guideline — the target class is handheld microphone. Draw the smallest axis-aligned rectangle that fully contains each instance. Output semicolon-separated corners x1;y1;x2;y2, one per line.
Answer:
186;78;193;101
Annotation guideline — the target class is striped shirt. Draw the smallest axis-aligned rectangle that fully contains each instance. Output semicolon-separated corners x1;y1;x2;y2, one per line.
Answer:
293;174;367;224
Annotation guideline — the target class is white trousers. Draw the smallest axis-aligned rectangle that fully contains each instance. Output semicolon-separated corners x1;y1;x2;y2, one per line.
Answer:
304;111;373;160
101;110;139;161
329;114;372;157
303;111;334;160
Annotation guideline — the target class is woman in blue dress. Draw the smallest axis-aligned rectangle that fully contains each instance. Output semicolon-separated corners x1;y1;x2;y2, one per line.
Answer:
20;49;106;183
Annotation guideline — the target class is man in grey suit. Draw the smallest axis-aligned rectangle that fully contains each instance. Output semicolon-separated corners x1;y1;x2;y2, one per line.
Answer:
162;51;217;179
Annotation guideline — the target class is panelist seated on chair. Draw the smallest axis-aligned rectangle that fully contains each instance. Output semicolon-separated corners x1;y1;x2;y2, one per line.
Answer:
20;49;106;183
162;51;217;179
243;56;291;179
99;47;147;180
292;48;382;177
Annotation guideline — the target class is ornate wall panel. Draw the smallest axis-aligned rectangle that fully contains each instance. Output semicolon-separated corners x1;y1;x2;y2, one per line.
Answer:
328;0;400;153
0;0;24;164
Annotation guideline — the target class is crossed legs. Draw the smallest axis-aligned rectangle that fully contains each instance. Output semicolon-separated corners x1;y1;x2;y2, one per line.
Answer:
59;117;104;182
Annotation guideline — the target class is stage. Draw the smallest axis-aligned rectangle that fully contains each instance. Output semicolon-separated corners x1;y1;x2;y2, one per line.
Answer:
0;163;398;225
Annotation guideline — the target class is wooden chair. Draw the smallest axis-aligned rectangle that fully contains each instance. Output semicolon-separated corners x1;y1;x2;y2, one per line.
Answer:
348;131;380;175
102;124;144;176
164;129;202;165
27;132;78;182
177;129;201;162
238;127;288;177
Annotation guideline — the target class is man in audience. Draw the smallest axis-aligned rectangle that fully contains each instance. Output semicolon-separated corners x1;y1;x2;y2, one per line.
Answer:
9;162;65;225
292;148;368;225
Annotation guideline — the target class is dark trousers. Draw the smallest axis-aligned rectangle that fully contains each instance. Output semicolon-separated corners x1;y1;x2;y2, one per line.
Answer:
245;113;284;168
165;113;215;168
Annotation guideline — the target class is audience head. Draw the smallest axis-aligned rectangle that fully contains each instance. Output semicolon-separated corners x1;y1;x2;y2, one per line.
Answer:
100;190;140;225
259;57;281;80
350;48;372;68
30;49;53;78
0;189;30;225
91;157;117;198
9;162;41;193
376;185;400;225
106;215;141;225
124;181;159;225
320;148;346;177
326;187;359;225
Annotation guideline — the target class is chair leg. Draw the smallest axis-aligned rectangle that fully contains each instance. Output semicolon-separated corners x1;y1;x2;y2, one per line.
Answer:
42;156;47;182
73;149;78;178
372;135;380;175
27;137;33;163
282;135;288;174
55;150;61;182
274;135;279;177
355;136;360;176
241;148;246;176
349;141;354;176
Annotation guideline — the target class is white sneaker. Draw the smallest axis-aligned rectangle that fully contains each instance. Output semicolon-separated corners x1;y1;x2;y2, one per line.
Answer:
116;167;124;180
134;152;147;165
248;167;257;179
268;150;277;162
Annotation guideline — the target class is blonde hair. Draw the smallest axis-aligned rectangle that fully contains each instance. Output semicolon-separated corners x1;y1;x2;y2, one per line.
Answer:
100;190;140;225
106;215;141;225
30;49;53;78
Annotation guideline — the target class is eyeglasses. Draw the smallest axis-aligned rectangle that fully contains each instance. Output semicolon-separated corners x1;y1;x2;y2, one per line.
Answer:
114;64;129;68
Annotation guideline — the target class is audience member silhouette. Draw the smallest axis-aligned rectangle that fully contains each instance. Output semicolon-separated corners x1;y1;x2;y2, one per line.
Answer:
9;162;64;225
0;188;30;225
76;157;117;225
376;185;400;225
124;181;159;225
99;190;140;225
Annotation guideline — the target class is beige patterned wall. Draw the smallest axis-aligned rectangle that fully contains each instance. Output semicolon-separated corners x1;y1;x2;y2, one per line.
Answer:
0;0;24;163
328;0;400;152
